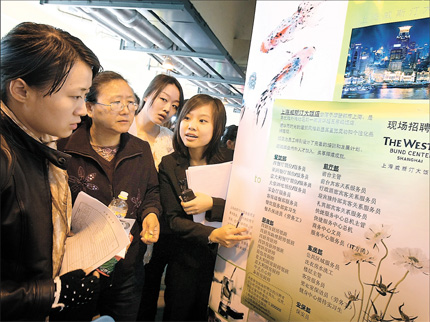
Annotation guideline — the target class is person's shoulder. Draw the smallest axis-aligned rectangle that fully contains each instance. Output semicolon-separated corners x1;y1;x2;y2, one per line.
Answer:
213;147;234;163
122;133;154;160
0;134;15;190
154;126;173;150
126;132;151;150
159;126;173;138
159;151;181;168
160;151;177;162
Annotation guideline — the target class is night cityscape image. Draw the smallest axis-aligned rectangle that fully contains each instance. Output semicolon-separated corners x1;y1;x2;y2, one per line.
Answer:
342;17;429;99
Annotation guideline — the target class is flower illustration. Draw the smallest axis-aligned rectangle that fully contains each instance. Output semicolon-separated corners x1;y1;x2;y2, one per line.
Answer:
343;225;429;322
392;247;429;275
365;275;397;297
391;303;418;322
345;290;360;309
344;246;375;265
345;290;361;322
130;188;142;217
364;301;392;322
365;224;391;250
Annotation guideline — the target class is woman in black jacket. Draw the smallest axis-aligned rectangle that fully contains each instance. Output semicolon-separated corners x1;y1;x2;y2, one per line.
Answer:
0;22;101;320
158;94;251;321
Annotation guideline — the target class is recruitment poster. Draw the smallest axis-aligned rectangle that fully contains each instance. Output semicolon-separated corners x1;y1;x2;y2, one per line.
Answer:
209;1;429;322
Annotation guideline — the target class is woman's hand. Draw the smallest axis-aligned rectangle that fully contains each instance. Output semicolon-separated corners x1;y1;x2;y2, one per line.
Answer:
209;224;251;248
181;192;213;215
140;213;160;244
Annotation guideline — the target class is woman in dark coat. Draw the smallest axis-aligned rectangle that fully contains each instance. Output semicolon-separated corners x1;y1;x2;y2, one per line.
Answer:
58;71;161;321
1;22;101;320
158;94;251;321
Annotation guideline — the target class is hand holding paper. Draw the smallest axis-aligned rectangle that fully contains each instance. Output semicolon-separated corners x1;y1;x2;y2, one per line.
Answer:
185;161;233;228
60;192;131;276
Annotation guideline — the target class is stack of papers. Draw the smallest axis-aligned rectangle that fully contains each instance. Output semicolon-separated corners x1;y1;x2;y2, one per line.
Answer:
186;161;233;228
60;192;131;275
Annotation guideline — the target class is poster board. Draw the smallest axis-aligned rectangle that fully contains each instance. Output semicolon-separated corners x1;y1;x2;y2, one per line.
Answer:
209;1;429;321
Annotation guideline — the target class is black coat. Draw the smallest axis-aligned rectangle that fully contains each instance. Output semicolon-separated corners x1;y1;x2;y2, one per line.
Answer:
158;150;232;268
1;110;70;320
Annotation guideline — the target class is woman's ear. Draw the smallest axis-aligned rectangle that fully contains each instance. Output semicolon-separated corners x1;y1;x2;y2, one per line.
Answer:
227;139;236;150
8;78;29;103
86;102;94;118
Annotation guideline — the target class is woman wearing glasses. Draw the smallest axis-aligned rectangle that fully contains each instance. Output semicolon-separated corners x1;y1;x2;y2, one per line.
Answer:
57;71;161;321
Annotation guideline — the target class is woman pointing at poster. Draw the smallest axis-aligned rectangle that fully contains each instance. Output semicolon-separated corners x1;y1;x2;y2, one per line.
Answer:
158;94;251;321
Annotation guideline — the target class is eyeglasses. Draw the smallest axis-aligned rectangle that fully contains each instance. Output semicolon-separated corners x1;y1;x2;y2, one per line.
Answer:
94;101;138;112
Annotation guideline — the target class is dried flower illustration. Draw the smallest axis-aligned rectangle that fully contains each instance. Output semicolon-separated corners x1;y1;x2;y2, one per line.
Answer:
365;224;391;251
345;290;361;309
391;247;429;276
343;246;375;265
391;303;418;322
343;225;428;322
365;276;397;297
345;290;361;322
364;300;392;322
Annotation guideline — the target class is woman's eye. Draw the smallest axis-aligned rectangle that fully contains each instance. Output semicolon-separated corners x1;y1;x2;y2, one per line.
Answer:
200;119;208;123
172;105;178;110
74;96;83;100
183;116;190;121
160;97;167;102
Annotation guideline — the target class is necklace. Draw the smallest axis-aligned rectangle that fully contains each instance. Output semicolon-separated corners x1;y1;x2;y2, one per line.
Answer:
90;143;119;161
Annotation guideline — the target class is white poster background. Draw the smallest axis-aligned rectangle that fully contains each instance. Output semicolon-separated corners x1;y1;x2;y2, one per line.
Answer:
210;1;349;320
209;1;429;321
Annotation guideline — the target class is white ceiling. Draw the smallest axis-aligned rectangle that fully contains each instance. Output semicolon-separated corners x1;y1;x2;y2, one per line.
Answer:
1;0;256;123
34;0;257;106
191;0;256;71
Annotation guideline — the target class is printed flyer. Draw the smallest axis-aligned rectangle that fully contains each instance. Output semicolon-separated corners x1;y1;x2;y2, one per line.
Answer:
241;99;429;321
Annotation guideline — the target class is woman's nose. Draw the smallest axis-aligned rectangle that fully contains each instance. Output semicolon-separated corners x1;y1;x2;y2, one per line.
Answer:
163;103;170;114
188;120;196;130
76;100;87;116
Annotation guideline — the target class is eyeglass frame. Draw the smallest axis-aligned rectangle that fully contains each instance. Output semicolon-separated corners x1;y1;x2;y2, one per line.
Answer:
89;100;138;112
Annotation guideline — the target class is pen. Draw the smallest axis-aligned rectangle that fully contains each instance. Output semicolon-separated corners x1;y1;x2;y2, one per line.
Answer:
230;266;237;279
236;213;243;228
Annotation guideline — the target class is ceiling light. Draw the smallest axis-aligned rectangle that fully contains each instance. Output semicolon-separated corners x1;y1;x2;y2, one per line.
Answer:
162;56;174;70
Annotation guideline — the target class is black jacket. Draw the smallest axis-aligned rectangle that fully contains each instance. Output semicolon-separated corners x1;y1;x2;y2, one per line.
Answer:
158;150;232;268
1;110;70;320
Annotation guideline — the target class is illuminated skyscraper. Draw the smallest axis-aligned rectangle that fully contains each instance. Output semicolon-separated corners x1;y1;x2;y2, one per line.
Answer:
397;25;412;48
388;25;412;71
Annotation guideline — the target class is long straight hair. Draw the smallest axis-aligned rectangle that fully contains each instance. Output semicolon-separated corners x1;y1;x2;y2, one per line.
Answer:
173;94;226;162
135;74;184;115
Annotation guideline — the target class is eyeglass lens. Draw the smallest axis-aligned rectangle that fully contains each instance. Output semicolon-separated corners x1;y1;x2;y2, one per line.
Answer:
111;102;137;111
